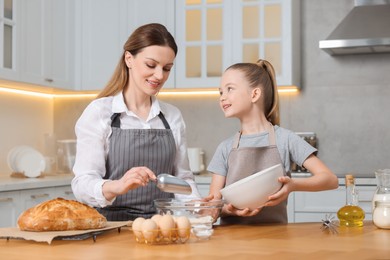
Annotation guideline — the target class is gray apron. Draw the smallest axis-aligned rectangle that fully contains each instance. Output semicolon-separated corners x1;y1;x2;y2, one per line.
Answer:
97;112;175;221
222;123;290;225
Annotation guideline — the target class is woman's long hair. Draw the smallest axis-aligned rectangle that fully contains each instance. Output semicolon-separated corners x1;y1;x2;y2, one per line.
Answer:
96;23;177;99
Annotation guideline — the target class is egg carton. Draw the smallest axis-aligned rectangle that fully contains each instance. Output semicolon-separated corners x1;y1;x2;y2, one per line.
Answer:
132;228;191;244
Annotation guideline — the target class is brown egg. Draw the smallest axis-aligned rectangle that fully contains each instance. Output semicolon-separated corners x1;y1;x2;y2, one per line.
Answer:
175;216;191;239
158;214;176;238
132;217;146;241
151;214;163;225
141;219;158;242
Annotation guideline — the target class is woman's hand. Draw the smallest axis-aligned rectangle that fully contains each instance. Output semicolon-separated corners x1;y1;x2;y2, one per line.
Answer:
103;166;156;200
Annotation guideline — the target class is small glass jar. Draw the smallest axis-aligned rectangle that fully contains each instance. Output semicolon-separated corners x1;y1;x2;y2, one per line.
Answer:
373;201;390;229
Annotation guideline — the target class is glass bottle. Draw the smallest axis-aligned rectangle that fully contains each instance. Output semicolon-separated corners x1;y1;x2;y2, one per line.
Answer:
372;169;390;212
337;174;365;227
373;201;390;229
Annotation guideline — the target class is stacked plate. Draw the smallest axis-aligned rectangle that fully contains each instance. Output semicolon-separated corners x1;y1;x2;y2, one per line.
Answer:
7;145;46;178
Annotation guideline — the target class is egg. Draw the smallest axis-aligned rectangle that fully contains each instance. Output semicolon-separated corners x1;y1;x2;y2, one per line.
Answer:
175;216;191;239
141;219;158;242
158;214;176;238
132;217;146;241
151;214;163;225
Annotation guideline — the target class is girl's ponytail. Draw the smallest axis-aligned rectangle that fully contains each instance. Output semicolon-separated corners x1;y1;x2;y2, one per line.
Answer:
256;59;280;125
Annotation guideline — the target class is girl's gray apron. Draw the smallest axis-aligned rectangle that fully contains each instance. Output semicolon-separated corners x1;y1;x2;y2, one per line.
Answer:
97;112;175;221
222;124;290;225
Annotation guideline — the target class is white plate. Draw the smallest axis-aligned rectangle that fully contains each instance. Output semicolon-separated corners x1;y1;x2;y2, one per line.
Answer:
7;145;30;172
10;146;45;178
220;164;284;210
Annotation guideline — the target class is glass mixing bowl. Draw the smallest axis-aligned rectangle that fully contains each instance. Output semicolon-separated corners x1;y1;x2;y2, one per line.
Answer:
153;198;224;240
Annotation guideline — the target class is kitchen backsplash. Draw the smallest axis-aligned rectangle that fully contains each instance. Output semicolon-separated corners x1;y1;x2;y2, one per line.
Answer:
1;0;390;177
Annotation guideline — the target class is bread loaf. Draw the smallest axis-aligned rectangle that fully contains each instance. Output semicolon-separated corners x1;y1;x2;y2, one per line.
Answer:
17;198;107;231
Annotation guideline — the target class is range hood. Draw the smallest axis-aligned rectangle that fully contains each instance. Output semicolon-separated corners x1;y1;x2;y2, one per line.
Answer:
319;0;390;55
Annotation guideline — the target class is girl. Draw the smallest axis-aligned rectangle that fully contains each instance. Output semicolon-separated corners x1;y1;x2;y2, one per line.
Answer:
208;59;338;224
71;23;201;221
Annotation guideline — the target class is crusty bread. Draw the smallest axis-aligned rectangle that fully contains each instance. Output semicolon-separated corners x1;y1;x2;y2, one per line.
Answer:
17;198;107;231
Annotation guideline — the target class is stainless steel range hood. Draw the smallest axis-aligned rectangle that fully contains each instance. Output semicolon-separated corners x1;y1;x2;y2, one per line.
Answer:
319;0;390;55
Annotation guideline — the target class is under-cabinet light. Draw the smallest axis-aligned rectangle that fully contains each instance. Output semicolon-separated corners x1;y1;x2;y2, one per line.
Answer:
0;86;298;98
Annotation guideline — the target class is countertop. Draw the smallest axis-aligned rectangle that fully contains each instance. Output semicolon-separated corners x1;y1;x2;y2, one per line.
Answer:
0;174;73;192
0;173;212;192
0;171;377;192
0;222;389;259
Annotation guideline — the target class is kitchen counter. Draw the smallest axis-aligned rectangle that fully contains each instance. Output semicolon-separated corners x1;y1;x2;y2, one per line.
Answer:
0;222;388;259
0;174;73;192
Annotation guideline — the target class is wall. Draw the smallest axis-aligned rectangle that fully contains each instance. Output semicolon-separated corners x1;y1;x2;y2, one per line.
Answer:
293;0;390;176
0;92;53;174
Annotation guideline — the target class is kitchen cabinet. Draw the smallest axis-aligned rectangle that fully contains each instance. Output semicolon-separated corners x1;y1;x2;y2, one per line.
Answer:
54;185;76;200
74;0;175;91
0;185;74;228
175;0;300;88
19;0;75;89
289;184;376;223
194;174;376;224
194;174;212;197
0;0;20;80
0;190;21;228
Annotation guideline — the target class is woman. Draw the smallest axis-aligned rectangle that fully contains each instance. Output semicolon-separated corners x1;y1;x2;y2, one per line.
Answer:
72;23;201;221
208;59;338;224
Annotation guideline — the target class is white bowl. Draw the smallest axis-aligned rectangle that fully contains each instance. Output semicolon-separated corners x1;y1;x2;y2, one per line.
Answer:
220;164;284;210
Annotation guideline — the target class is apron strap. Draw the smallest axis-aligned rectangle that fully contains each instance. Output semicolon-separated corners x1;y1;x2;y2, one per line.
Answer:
232;132;241;149
158;112;171;129
110;112;171;129
268;122;276;146
111;113;121;128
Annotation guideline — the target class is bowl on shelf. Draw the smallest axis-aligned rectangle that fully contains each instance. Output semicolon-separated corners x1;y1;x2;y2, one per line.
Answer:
220;164;284;210
153;198;224;240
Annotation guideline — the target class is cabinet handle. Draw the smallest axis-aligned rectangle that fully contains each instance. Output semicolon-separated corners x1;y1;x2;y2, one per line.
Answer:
44;78;53;83
0;197;13;202
64;191;73;195
31;194;49;199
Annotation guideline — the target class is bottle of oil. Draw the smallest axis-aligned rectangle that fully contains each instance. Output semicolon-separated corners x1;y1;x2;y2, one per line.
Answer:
337;174;365;227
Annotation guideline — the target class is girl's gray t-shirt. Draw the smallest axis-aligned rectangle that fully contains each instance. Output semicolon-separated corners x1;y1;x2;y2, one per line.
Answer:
207;125;317;176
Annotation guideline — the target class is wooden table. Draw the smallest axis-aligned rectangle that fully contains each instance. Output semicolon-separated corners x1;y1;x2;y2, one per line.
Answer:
0;222;389;259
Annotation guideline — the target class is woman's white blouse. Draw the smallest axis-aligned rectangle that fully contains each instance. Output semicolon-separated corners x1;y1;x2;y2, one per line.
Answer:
71;92;201;207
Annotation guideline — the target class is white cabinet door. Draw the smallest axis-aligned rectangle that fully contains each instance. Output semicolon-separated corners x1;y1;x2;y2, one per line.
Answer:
231;0;300;87
75;0;175;91
197;184;210;198
19;0;75;89
175;0;300;88
54;185;76;201
293;186;376;223
175;0;228;88
74;0;126;91
126;0;175;89
0;191;21;228
19;187;56;211
0;0;20;81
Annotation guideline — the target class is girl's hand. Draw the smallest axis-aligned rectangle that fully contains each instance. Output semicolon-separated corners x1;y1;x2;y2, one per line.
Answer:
200;194;215;202
223;203;262;217
264;176;293;207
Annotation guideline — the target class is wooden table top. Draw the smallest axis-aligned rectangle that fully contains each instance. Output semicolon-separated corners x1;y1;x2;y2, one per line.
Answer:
1;222;389;259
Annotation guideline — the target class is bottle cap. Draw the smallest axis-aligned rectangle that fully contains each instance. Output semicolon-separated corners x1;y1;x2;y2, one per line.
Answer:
345;174;355;186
